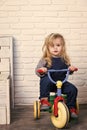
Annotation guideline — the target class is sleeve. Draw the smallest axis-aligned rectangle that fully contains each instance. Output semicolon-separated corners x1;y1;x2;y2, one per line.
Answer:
35;58;47;77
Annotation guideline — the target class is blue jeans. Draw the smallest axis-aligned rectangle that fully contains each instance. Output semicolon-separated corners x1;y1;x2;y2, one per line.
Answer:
40;75;78;108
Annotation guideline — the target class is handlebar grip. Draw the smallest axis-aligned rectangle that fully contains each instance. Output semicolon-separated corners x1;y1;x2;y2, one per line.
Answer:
37;69;45;74
69;67;78;72
74;68;78;71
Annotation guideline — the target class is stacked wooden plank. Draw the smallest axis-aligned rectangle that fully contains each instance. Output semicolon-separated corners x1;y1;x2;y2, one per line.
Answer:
0;37;13;124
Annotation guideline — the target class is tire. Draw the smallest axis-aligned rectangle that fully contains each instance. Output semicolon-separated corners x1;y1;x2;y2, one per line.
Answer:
34;101;40;119
51;102;69;128
76;99;79;114
63;102;70;123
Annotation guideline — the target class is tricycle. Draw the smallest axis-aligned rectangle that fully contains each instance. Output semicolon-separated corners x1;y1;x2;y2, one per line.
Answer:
34;68;79;128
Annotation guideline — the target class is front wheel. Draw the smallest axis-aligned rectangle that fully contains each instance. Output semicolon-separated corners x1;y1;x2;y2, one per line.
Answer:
51;102;69;128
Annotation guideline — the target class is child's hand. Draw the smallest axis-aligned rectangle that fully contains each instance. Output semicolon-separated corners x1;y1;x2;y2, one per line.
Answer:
37;67;47;74
68;66;78;72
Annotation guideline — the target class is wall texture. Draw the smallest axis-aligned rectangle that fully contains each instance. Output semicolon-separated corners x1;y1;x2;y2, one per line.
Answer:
0;0;87;105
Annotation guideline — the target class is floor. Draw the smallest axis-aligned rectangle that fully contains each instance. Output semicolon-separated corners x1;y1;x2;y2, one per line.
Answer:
0;104;87;130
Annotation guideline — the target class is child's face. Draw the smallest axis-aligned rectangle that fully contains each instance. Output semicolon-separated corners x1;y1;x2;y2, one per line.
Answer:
49;38;62;57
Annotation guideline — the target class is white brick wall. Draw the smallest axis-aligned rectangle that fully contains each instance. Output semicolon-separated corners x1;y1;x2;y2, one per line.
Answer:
0;0;87;105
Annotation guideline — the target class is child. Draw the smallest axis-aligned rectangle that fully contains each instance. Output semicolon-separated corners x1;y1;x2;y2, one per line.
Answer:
35;33;78;118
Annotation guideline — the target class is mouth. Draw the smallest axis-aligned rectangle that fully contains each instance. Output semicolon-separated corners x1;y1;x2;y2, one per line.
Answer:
54;51;58;53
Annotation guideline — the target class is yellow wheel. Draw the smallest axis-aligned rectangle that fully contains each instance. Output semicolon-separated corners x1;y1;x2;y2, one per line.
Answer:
34;101;40;119
63;102;70;122
76;99;79;114
51;102;69;128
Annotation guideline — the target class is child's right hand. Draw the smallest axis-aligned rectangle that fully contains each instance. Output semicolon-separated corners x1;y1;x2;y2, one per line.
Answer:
37;67;47;74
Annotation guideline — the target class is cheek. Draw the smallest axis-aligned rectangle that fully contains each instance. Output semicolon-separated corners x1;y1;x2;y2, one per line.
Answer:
49;46;53;51
59;47;62;52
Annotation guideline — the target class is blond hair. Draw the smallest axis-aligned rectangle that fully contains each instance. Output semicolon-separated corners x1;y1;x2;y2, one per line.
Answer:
42;33;70;67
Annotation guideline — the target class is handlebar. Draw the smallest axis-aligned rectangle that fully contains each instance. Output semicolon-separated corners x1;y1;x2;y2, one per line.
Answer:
37;68;78;84
47;69;70;84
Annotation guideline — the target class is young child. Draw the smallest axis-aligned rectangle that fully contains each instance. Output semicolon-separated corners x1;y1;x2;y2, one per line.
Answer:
35;33;78;118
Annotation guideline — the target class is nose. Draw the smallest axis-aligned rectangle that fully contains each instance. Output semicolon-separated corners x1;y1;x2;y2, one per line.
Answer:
54;45;57;49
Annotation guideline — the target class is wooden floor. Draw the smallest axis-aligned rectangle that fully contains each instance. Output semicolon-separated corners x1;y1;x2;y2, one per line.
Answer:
0;104;87;130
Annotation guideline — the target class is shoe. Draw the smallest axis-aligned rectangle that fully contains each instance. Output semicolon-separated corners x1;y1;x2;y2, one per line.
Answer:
40;99;52;110
70;108;78;118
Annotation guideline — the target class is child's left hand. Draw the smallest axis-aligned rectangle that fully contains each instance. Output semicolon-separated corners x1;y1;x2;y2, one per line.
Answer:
68;66;78;72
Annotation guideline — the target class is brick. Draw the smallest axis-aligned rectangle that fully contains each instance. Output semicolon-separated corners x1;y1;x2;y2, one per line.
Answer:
82;12;87;17
15;85;38;92
0;11;8;17
44;17;68;23
68;5;87;11
0;5;20;11
0;29;20;35
14;78;38;87
76;0;87;6
15;34;33;41
29;0;51;5
33;11;58;17
21;29;45;35
21;5;43;11
14;69;24;75
43;5;67;11
0;17;19;23
8;11;33;17
0;24;9;29
14;63;24;69
34;23;59;29
83;23;87;28
24;69;35;75
5;0;28;5
11;23;34;29
58;12;82;17
20;17;44;22
81;34;87;40
68;17;87;23
52;0;76;5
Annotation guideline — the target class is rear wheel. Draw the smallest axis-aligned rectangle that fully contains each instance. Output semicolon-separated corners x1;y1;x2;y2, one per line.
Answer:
34;101;40;119
51;102;69;128
76;99;79;114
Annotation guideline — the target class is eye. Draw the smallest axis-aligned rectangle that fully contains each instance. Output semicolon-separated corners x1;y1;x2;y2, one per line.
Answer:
57;44;60;46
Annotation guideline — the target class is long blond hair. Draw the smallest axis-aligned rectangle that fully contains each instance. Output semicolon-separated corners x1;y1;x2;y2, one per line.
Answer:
42;33;70;67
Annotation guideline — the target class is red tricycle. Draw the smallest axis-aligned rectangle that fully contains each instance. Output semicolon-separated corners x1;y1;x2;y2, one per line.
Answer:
34;68;79;129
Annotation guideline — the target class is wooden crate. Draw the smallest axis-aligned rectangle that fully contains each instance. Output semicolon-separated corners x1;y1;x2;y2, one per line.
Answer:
0;36;13;124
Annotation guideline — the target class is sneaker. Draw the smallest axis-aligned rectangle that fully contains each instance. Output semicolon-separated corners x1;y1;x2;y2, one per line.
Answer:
70;108;78;118
40;99;52;110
